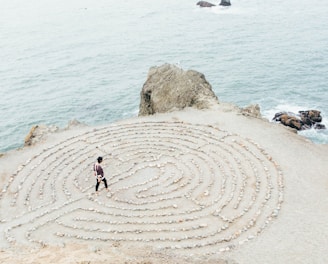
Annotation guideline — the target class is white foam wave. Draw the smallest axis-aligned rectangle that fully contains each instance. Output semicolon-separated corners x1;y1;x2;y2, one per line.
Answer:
262;103;311;121
299;128;328;144
210;5;245;15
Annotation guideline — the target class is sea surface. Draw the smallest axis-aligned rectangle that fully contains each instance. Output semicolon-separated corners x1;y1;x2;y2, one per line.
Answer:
0;0;327;152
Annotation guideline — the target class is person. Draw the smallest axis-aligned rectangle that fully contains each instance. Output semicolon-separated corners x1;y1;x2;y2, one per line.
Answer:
93;156;108;194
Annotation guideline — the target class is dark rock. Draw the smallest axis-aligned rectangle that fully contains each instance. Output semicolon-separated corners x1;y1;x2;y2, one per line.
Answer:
272;110;325;131
299;110;322;123
273;111;297;121
314;123;326;130
219;0;231;6
279;114;303;130
197;1;216;7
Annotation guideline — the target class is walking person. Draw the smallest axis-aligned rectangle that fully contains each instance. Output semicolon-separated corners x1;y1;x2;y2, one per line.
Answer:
93;156;108;194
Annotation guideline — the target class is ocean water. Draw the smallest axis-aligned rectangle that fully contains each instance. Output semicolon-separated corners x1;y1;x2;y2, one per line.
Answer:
0;0;327;152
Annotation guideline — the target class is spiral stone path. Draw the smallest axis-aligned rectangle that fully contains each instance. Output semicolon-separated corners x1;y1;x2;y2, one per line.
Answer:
0;121;284;255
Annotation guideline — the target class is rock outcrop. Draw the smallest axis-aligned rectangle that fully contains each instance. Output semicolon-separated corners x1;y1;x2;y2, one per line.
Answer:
139;64;219;116
272;110;326;131
241;104;262;118
24;120;86;147
196;1;216;7
219;0;231;6
196;0;231;7
24;125;59;146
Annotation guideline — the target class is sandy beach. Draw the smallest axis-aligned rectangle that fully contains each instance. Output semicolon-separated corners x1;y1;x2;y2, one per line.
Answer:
0;102;327;264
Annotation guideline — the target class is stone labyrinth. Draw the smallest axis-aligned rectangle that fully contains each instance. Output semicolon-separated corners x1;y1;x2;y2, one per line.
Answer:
0;121;284;254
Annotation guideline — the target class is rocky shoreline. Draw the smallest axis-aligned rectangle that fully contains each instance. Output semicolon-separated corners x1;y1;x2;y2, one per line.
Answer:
20;64;325;152
272;110;325;130
0;64;327;264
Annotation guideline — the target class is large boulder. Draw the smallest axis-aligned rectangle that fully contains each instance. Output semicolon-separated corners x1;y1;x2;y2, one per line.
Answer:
139;64;219;116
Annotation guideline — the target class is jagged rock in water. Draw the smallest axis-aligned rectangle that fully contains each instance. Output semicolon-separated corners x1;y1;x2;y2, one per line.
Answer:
196;1;216;7
219;0;231;6
272;110;326;130
314;123;326;129
139;64;219;116
299;110;322;125
278;114;303;130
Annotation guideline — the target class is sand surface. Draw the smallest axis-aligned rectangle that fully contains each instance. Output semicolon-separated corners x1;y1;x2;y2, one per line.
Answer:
0;103;327;264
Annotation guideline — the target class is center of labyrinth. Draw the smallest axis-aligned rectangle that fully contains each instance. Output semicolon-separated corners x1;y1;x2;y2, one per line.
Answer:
0;121;284;254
